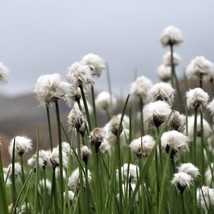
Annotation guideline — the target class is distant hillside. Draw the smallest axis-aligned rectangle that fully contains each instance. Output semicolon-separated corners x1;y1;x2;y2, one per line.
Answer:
0;92;124;164
1;79;208;164
0;93;71;164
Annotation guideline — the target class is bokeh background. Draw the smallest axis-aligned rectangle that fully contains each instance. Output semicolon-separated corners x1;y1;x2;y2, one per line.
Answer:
0;0;214;163
0;0;214;96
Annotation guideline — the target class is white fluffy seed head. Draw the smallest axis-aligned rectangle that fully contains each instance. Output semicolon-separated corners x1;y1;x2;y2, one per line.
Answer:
108;115;123;137
116;114;130;129
161;130;189;158
68;104;86;136
99;139;112;155
207;99;214;117
68;168;91;189
186;56;214;81
39;179;52;193
8;136;33;158
80;145;92;164
130;75;153;101
163;51;181;66
171;172;193;193
34;73;65;106
117;163;139;183
80;53;105;77
186;88;209;110
0;62;9;83
157;65;171;82
27;150;51;169
61;141;72;157
79;99;92;115
205;163;214;186
63;82;81;107
55;167;67;180
50;147;69;169
178;163;200;179
6;162;22;182
169;111;185;132
64;191;75;202
129;135;155;159
197;186;214;212
160;25;183;47
66;62;94;89
95;91;117;112
143;101;172;128
89;127;105;152
146;82;175;105
185;115;212;143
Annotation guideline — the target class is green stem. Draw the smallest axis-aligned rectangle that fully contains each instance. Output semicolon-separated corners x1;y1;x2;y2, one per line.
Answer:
180;193;186;214
20;156;25;183
173;70;183;111
80;87;92;131
43;168;48;208
13;170;34;212
139;98;144;136
77;102;89;135
156;127;163;173
50;167;59;214
158;153;170;214
54;100;64;212
0;148;8;214
116;137;123;212
106;63;113;115
192;184;197;214
199;74;203;89
170;44;175;87
91;85;97;127
170;156;176;174
95;151;102;213
193;108;198;165
46;104;53;151
33;128;40;214
210;79;214;96
200;109;205;183
155;149;160;213
11;139;17;208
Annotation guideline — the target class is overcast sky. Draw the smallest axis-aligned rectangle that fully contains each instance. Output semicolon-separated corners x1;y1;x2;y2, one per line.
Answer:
0;0;214;96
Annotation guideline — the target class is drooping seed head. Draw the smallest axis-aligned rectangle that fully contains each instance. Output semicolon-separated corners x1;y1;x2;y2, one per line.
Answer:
8;136;33;158
80;53;105;77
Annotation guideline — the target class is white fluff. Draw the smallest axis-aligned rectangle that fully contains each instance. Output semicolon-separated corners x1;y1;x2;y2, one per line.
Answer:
146;82;175;105
81;53;105;77
129;135;155;158
160;25;183;47
143;100;172;128
161;130;189;156
186;87;209;109
95;91;117;112
157;65;171;82
8;136;33;158
186;56;214;81
163;51;181;66
178;163;200;179
130;75;153;101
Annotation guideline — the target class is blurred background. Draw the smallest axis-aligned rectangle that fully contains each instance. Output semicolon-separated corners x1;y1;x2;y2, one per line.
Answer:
0;0;214;163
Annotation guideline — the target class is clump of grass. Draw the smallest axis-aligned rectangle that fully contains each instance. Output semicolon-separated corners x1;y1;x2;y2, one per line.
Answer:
1;30;214;214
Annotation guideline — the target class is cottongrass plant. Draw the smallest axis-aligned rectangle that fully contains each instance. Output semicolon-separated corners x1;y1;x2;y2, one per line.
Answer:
157;64;172;82
1;34;214;214
186;56;214;89
160;25;183;109
0;62;9;83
